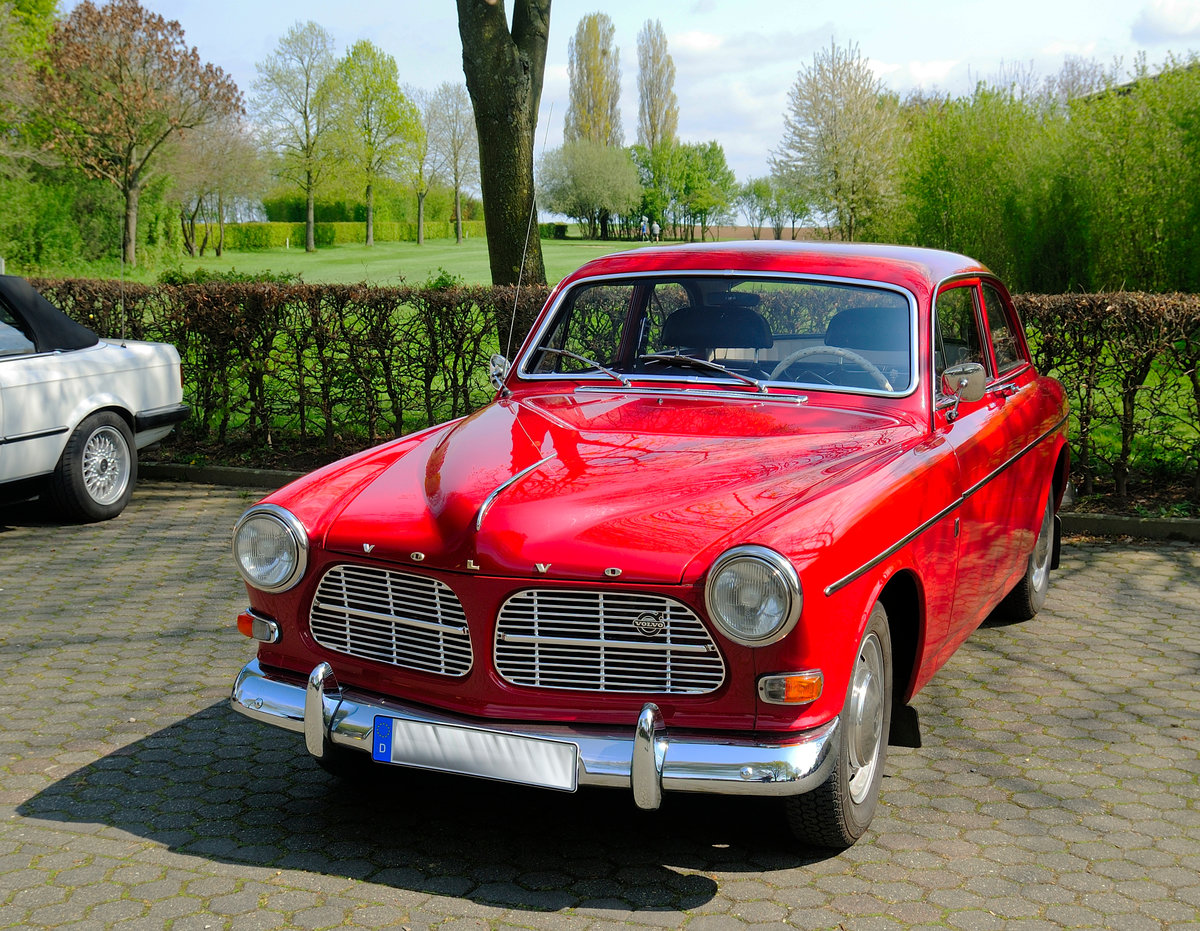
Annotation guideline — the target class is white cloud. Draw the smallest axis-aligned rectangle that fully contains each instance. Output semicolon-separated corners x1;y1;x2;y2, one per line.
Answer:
1133;0;1200;41
906;59;961;87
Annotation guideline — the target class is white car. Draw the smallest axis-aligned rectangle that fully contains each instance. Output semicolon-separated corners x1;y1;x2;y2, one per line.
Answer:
0;274;188;521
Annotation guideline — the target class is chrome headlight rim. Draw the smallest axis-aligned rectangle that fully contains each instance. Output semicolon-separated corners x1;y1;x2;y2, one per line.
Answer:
704;544;802;647
232;504;309;593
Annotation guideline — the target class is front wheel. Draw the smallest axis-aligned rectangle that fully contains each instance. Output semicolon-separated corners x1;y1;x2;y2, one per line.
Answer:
50;412;137;522
785;603;892;849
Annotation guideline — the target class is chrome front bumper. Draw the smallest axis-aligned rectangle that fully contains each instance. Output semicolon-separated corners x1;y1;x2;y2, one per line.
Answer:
230;658;839;809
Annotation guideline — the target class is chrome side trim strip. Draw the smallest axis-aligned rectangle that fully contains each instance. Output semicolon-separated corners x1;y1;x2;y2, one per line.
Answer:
823;414;1068;597
0;426;68;445
475;455;554;532
231;659;840;800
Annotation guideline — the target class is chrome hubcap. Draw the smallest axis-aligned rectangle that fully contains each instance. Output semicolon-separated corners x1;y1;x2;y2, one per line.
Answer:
1031;496;1053;593
846;632;884;804
83;426;130;506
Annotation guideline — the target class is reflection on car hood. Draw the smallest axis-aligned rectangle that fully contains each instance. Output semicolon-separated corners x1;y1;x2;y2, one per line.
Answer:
322;391;917;583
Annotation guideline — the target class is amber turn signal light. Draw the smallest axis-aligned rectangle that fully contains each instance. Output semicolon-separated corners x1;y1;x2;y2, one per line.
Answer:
237;610;280;643
757;671;823;705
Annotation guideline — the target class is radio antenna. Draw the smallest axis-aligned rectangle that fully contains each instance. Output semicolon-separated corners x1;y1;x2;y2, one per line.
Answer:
505;102;554;362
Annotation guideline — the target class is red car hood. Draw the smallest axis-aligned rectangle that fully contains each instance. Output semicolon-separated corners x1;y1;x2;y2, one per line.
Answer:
321;391;918;583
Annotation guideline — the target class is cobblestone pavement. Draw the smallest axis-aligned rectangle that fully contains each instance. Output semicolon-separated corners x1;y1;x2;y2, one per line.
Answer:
1;481;1198;930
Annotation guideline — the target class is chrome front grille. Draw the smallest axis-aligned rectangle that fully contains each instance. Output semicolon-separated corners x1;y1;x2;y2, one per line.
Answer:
494;590;725;693
310;564;472;676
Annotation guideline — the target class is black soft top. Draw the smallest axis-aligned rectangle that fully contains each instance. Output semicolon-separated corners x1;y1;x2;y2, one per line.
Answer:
0;274;100;352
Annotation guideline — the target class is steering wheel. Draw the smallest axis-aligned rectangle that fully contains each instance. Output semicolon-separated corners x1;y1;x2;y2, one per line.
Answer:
769;345;894;391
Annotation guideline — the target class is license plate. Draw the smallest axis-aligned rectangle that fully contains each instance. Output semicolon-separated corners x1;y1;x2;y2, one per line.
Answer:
372;716;579;792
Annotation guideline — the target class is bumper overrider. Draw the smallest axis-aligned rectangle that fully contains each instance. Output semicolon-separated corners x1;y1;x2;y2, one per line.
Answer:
231;658;839;809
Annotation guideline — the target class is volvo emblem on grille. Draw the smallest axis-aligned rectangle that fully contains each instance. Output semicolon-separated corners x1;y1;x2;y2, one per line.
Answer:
633;611;667;637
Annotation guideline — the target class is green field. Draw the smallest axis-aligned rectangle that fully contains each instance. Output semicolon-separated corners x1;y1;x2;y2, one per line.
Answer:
163;237;652;286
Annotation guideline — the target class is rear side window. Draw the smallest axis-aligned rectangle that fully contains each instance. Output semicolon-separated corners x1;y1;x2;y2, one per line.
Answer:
0;304;35;356
981;284;1025;375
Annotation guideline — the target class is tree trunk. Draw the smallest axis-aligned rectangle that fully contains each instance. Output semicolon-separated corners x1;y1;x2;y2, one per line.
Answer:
365;181;375;247
457;0;549;286
216;191;226;257
417;190;426;245
305;169;316;252
455;186;463;244
123;183;140;267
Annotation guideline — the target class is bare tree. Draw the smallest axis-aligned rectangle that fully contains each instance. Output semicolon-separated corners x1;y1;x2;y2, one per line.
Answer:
253;21;339;253
0;3;36;170
173;115;264;257
403;86;448;246
334;40;419;246
636;19;677;151
564;12;622;146
772;40;900;242
429;82;480;244
39;0;242;266
456;0;550;286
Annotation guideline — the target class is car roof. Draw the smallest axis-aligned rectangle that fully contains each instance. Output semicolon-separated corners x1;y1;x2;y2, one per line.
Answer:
557;241;992;295
0;275;99;353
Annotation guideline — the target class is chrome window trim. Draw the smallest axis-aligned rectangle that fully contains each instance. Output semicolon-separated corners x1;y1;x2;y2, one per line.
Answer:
232;503;309;594
517;270;921;399
704;544;803;647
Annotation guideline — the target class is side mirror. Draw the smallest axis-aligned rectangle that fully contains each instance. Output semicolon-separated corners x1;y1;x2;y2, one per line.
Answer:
939;362;986;421
488;353;510;392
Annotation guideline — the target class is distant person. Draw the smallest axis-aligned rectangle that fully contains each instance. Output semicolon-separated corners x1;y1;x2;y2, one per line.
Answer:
651;220;660;242
640;216;648;240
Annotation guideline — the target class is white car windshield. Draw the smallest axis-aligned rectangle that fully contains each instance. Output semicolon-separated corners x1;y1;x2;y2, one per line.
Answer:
524;275;914;395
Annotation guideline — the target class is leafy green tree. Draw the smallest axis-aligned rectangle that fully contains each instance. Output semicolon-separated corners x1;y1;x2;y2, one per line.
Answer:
636;19;677;151
674;141;736;241
332;41;419;247
172;115;264;257
737;177;772;239
564;12;622;146
428;82;479;244
253;21;340;253
39;0;242;266
456;0;550;285
538;139;640;239
773;40;900;241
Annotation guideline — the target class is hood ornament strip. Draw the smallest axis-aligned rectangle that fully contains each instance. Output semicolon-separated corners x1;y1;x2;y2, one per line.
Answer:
475;454;555;532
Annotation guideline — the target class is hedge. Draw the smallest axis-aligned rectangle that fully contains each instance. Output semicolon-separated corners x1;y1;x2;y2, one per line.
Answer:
28;280;1200;498
207;220;487;251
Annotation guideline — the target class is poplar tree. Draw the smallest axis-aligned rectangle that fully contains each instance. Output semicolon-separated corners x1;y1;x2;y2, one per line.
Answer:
564;12;622;146
636;19;677;151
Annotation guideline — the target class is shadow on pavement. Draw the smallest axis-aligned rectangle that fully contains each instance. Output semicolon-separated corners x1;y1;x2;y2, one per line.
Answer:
19;701;831;912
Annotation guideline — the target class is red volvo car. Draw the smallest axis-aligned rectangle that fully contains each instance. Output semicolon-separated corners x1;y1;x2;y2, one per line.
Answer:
230;242;1069;848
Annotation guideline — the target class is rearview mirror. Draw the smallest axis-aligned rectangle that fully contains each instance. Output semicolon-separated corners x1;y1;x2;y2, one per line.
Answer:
488;353;510;392
939;362;986;421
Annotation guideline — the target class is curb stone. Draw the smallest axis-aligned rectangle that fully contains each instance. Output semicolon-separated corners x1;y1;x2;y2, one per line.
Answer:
140;462;1200;542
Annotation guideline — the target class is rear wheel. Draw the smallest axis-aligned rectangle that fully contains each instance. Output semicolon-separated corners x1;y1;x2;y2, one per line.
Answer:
50;412;136;522
785;603;892;849
997;489;1054;621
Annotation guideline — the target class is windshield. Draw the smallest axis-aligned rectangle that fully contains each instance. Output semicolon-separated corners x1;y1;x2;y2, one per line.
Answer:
522;275;914;395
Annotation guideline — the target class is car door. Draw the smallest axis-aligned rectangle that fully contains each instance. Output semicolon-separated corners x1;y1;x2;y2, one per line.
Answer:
0;305;67;484
0;306;39;482
931;280;1031;659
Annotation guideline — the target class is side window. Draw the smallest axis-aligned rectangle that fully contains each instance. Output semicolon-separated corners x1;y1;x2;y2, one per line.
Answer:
0;304;35;356
981;284;1025;375
933;285;986;387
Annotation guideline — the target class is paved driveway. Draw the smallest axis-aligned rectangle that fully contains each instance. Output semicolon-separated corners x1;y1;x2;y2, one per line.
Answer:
1;482;1197;930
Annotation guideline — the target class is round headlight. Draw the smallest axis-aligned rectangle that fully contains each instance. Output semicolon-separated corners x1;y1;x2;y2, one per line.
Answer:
705;546;802;646
232;505;308;593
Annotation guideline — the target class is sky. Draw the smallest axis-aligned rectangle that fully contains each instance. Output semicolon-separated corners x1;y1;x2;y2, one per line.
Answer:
64;0;1200;183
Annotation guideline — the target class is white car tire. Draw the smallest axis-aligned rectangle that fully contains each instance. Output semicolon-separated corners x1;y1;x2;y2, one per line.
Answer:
51;411;137;522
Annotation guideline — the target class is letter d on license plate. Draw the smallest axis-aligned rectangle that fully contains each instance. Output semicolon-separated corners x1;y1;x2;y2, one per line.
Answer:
373;715;578;791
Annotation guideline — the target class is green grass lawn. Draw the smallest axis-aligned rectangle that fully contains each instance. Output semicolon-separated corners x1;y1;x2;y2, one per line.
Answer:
165;237;648;286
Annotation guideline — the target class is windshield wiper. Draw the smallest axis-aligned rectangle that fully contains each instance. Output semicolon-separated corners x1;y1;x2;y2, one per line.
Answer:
536;347;630;386
638;352;766;392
